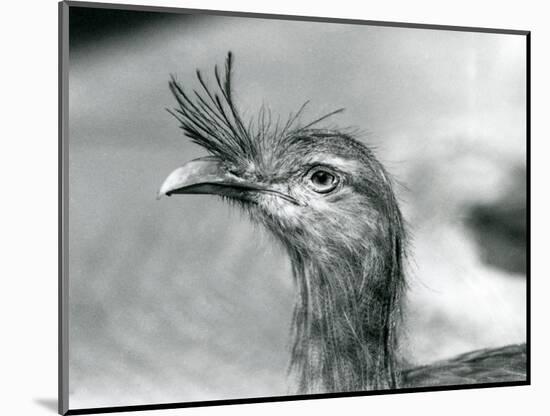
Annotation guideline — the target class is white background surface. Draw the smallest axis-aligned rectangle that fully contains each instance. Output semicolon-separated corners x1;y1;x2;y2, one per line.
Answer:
1;0;547;415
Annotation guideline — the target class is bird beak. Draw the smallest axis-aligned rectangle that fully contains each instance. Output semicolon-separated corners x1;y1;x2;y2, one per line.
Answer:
158;156;248;199
158;156;300;205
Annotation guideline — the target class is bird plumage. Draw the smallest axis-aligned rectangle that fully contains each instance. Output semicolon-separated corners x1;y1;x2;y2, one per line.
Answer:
160;52;526;394
403;343;526;387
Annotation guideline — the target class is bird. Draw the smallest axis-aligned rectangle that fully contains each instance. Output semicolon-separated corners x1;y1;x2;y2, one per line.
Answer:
158;52;527;394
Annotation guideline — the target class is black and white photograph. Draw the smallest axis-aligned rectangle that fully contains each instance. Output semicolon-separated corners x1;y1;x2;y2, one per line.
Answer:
59;2;528;414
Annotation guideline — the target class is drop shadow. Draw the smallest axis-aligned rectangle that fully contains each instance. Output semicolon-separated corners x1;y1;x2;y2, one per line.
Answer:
34;398;58;413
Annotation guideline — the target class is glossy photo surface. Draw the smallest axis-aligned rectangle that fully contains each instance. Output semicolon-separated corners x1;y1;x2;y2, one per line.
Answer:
61;2;529;414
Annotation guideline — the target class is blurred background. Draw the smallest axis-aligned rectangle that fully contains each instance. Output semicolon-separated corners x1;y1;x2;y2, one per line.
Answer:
67;6;527;409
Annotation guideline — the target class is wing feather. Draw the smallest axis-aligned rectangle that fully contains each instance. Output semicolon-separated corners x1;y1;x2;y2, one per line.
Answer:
402;344;527;387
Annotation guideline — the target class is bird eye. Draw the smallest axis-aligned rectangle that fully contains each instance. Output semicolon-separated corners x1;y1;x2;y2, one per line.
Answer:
307;167;339;193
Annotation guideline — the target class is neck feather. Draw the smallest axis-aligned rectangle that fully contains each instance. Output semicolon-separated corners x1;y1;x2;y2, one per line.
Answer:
287;219;406;394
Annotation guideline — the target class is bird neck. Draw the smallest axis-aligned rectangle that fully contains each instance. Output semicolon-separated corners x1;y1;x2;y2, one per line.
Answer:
287;225;405;394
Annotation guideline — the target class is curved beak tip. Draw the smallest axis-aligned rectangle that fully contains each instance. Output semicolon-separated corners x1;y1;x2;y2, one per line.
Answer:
157;158;225;201
156;184;171;200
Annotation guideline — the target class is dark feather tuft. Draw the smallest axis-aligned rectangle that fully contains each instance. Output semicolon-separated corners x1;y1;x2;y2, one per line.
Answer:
168;52;344;169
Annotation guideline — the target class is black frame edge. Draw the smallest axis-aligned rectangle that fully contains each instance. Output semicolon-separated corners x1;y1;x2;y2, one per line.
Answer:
63;0;530;35
66;380;530;415
59;1;70;415
525;31;531;386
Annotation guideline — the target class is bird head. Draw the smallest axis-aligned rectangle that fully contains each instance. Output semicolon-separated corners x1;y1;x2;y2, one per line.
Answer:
160;53;407;392
159;53;403;268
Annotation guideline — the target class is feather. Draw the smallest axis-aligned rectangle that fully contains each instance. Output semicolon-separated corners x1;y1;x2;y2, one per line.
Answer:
403;344;527;387
168;52;345;170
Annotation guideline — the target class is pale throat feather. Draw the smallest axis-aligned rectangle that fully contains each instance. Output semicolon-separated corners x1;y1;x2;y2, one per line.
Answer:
286;212;405;394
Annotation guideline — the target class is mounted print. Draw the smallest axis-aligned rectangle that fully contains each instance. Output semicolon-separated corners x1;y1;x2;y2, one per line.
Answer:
59;1;530;414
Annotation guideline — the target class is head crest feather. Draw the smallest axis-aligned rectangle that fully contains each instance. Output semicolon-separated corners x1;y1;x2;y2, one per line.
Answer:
168;52;344;167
